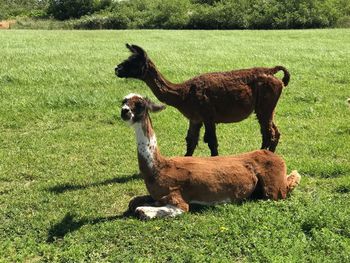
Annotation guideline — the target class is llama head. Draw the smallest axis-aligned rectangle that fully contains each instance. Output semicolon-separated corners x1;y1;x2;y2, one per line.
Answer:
121;93;166;124
115;44;149;79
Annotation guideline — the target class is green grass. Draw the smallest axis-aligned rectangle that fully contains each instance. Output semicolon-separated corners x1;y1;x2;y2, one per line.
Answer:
0;29;349;262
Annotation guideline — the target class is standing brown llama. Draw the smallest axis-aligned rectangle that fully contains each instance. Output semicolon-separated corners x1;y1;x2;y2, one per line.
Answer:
121;94;301;220
116;44;290;156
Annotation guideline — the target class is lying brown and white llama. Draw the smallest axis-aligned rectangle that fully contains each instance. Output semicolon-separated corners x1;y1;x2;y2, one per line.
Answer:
116;44;290;156
121;93;300;220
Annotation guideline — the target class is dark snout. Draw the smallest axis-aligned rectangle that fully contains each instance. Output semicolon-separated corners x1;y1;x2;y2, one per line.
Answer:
115;64;125;78
121;107;132;121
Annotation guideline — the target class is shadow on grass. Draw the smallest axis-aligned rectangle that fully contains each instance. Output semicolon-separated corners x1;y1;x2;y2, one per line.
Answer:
189;203;217;214
46;204;221;243
46;212;130;243
48;173;141;194
334;185;350;194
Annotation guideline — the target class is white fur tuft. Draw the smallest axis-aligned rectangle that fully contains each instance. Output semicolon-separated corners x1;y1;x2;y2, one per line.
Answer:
124;93;143;100
289;170;301;185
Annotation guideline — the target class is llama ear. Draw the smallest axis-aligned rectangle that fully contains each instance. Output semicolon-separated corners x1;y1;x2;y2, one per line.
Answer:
126;43;135;52
145;98;166;113
130;44;147;58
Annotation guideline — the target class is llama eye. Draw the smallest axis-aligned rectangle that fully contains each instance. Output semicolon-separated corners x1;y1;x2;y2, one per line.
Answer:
135;101;145;111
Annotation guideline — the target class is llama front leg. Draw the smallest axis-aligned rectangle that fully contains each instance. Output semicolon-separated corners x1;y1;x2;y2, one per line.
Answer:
185;121;203;156
127;195;155;215
257;115;279;152
203;122;218;156
135;191;189;220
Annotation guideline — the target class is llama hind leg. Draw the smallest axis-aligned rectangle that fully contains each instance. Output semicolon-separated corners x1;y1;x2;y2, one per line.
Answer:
204;122;218;156
287;170;301;193
256;170;301;201
255;77;282;152
185;121;203;156
257;111;277;152
257;119;273;150
269;122;280;152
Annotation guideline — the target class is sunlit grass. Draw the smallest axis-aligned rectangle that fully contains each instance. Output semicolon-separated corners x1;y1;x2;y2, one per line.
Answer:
0;29;349;262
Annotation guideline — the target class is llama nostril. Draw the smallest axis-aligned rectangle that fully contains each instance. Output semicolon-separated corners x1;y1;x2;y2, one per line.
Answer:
116;65;124;76
121;108;129;115
121;110;130;121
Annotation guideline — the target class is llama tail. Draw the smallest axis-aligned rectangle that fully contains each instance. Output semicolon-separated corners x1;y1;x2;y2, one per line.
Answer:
271;66;290;87
287;170;301;193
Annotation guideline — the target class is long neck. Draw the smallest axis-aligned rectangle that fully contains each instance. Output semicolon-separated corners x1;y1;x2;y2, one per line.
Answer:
133;115;162;177
142;60;184;106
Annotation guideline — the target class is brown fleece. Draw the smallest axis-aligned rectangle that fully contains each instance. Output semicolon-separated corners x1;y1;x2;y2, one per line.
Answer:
122;95;300;216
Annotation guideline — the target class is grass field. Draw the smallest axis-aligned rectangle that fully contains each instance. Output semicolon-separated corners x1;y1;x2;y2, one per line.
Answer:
0;29;350;262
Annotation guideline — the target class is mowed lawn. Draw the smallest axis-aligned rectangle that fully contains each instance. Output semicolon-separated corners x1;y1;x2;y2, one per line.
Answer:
0;29;349;262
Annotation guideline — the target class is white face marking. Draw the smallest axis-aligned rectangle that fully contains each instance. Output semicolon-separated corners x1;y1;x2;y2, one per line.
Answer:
124;93;143;100
133;122;157;168
122;94;143;125
190;198;231;206
135;205;184;220
122;104;130;110
122;104;135;124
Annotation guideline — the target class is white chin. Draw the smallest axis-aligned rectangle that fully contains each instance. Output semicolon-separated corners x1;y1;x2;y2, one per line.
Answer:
128;119;135;125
